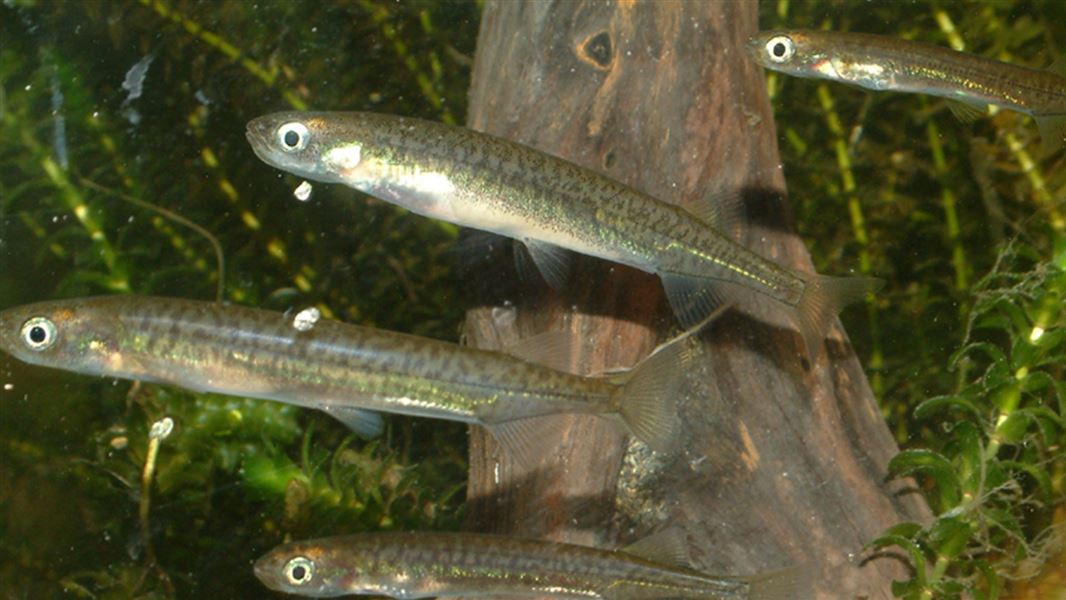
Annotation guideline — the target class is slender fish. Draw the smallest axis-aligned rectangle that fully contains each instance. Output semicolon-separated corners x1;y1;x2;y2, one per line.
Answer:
253;531;801;600
246;111;880;358
0;296;689;460
745;30;1066;150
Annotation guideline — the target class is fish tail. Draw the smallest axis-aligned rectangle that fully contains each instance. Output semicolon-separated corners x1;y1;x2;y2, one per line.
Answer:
795;274;883;359
614;333;694;455
745;566;808;600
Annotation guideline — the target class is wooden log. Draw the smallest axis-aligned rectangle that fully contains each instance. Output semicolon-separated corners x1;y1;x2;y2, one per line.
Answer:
461;2;931;598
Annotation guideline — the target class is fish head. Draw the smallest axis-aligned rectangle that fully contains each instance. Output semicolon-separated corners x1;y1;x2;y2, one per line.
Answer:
255;540;369;597
745;30;832;79
0;297;126;377
247;111;374;186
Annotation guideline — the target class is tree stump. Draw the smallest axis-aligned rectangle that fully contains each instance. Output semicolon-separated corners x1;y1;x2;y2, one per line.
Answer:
461;2;931;598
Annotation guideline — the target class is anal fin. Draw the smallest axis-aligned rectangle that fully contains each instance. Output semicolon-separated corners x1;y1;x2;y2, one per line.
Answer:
660;272;729;329
321;406;385;439
485;415;572;468
1035;113;1065;153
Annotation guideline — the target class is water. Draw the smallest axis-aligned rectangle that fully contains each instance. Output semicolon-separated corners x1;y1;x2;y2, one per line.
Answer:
0;1;1062;598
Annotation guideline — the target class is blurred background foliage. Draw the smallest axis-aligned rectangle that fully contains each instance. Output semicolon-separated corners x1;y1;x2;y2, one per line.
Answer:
0;0;1061;598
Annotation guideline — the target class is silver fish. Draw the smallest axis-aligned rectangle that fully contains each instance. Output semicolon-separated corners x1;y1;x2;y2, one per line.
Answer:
746;29;1066;150
246;111;881;358
253;530;802;599
0;296;694;461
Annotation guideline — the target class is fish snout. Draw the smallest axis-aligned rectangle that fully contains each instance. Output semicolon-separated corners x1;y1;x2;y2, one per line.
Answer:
245;118;275;148
743;36;762;57
252;553;276;585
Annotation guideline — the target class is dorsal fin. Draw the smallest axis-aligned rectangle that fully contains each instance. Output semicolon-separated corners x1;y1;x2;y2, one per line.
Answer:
501;330;574;373
680;189;745;241
620;528;691;568
1048;55;1066;77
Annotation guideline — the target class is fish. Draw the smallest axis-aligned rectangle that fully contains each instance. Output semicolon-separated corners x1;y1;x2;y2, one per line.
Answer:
253;530;802;599
246;111;881;359
745;29;1066;151
0;295;692;463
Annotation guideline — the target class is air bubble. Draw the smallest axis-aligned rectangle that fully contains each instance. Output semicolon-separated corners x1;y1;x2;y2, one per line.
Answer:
294;180;313;202
149;417;174;440
293;307;321;331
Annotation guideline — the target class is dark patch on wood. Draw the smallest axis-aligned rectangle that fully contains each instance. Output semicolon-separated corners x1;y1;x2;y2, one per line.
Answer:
578;30;614;69
463;2;931;598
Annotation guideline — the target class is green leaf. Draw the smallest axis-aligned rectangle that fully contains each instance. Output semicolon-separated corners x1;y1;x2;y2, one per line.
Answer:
950;342;1007;372
914;395;984;422
888;449;962;510
993;411;1029;444
869;533;928;588
929;516;975;559
949;421;983;493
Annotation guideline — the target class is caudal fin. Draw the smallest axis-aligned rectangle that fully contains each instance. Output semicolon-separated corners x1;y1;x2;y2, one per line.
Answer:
796;275;883;359
614;335;694;454
745;566;808;600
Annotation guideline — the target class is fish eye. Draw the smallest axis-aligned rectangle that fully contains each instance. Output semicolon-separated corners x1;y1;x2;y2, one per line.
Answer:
284;556;315;586
20;317;57;351
277;122;310;152
765;35;795;63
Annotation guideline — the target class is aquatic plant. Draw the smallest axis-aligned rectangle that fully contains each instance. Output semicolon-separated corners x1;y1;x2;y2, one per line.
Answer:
759;1;1065;597
870;245;1064;599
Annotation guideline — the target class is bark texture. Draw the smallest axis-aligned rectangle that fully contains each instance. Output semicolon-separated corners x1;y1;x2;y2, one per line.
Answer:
461;2;931;598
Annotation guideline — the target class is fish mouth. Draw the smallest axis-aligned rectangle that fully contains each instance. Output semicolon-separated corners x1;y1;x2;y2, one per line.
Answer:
245;118;277;162
742;36;762;56
252;554;275;585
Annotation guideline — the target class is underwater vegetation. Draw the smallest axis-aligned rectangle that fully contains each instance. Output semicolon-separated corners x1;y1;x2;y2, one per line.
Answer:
0;0;1062;598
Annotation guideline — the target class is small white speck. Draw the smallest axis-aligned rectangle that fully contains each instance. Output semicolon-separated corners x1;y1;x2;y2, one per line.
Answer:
491;303;516;328
1029;326;1045;342
149;417;174;440
2;383;13;391
493;462;501;484
294;180;313;202
293;307;321;331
